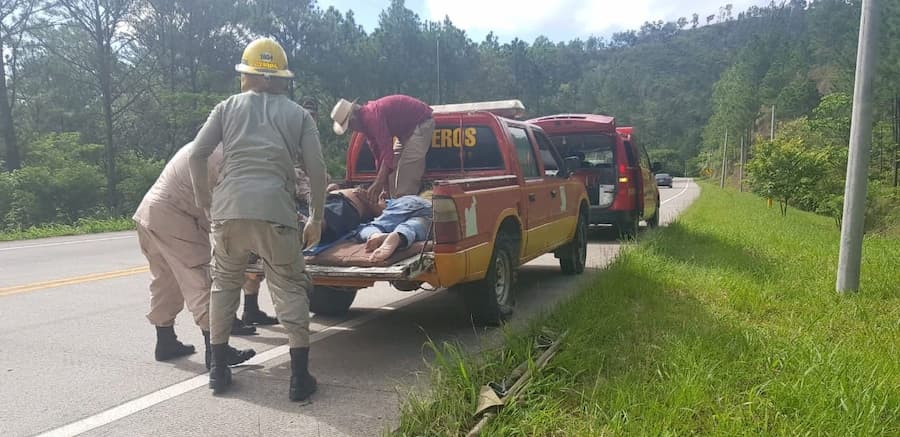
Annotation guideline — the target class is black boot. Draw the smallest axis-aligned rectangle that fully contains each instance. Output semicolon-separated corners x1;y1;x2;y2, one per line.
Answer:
242;294;279;325
231;317;257;336
289;347;317;402
203;330;256;370
154;326;195;361
208;343;232;395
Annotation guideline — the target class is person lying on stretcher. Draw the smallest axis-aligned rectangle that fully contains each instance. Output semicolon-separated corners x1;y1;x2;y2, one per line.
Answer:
315;186;433;263
356;190;432;262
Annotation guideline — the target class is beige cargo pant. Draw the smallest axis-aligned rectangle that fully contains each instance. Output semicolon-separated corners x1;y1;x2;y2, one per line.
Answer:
210;219;311;347
389;118;435;198
136;224;211;331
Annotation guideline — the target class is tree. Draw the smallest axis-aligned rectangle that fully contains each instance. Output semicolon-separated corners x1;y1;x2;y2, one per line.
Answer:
703;63;757;154
131;0;242;157
371;0;431;98
746;136;827;215
52;0;144;212
0;0;41;170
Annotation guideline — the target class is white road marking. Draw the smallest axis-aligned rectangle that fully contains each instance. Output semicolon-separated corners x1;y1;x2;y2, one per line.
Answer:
661;180;692;206
35;290;434;437
0;235;135;252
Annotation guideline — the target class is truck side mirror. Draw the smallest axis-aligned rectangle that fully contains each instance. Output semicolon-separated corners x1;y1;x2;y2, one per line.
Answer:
564;156;580;177
651;162;662;173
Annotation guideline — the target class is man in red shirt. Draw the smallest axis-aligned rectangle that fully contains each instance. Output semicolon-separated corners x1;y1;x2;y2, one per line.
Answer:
331;95;434;202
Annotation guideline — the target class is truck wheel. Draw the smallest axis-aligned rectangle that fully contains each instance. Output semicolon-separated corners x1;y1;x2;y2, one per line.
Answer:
617;214;639;239
461;238;515;326
647;201;660;228
391;280;422;292
559;212;587;275
309;286;358;316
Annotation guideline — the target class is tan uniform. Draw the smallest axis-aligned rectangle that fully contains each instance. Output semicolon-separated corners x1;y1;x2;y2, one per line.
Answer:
390;118;435;197
190;91;326;348
133;144;223;330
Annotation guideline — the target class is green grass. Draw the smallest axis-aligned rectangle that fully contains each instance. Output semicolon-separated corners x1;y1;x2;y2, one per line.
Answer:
394;183;900;436
0;217;134;241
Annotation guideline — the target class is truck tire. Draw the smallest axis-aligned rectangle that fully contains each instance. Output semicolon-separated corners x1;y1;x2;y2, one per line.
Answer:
309;286;357;316
559;211;588;275
647;200;660;228
617;213;639;239
460;237;516;326
391;280;422;292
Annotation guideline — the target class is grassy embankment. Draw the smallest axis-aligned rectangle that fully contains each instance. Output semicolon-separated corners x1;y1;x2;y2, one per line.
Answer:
395;183;900;436
0;217;134;242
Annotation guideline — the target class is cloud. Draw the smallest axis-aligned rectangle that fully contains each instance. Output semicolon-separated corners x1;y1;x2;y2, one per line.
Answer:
424;0;572;34
425;0;771;41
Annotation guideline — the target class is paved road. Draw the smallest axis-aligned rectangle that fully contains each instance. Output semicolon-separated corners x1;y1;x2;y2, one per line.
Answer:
0;179;699;437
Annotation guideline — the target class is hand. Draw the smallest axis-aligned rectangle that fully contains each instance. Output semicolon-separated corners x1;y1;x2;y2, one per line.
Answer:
302;219;322;250
366;182;384;204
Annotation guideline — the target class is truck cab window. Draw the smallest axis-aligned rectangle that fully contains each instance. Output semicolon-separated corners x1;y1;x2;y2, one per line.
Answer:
509;126;540;179
354;125;504;174
533;131;563;176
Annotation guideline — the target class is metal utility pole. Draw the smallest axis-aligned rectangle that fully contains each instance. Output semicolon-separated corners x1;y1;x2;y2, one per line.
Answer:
771;105;776;140
720;128;728;188
837;0;879;293
739;135;745;192
893;95;899;187
436;35;441;104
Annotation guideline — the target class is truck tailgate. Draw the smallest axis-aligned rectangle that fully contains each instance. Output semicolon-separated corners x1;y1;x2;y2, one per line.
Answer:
305;253;434;281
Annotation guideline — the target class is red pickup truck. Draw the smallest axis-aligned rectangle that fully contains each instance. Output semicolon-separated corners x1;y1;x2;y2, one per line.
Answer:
529;114;660;236
304;101;590;325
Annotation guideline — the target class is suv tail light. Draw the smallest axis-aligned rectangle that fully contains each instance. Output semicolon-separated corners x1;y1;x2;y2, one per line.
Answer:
617;163;629;183
432;196;461;243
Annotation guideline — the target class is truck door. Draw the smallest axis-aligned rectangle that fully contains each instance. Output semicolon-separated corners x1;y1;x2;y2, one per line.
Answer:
508;125;559;259
638;144;658;218
532;129;574;248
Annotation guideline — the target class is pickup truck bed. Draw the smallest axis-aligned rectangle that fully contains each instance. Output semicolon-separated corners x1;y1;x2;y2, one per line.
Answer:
305;240;434;285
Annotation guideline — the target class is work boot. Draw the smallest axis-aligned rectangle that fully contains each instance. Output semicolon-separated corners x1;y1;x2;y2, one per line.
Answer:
242;293;279;325
154;326;196;362
208;343;232;395
242;309;279;325
231;317;257;336
288;347;317;402
202;330;256;370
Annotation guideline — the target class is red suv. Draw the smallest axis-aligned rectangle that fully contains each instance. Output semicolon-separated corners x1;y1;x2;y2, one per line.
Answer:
529;114;660;236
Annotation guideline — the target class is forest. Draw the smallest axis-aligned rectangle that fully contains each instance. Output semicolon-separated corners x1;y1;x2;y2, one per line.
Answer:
0;0;898;233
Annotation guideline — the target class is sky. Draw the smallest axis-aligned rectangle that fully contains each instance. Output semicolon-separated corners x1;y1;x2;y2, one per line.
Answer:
319;0;775;43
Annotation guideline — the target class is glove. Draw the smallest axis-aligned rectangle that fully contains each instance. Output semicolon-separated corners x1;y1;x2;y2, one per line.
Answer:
302;219;322;251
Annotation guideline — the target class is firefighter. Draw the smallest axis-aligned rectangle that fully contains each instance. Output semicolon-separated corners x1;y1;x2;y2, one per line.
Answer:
330;95;434;202
133;143;256;369
238;96;322;325
189;38;326;401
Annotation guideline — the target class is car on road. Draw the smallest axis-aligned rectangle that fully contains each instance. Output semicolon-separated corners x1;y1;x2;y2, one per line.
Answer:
655;173;673;188
528;114;660;237
304;100;590;326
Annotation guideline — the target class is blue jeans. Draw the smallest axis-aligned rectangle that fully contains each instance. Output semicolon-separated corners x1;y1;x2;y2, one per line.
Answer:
358;216;431;249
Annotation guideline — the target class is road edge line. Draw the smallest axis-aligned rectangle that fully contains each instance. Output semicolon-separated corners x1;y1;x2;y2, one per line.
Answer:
0;235;135;252
34;290;435;437
661;179;692;206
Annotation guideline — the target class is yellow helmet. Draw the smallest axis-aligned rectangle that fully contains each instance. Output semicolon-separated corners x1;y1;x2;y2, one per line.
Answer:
235;38;294;79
